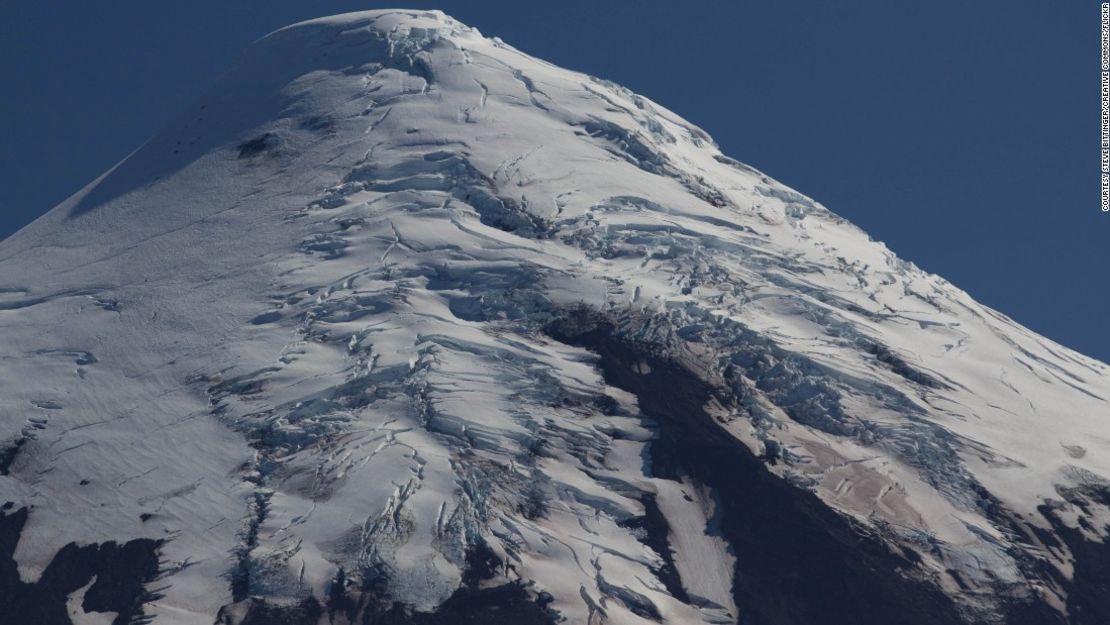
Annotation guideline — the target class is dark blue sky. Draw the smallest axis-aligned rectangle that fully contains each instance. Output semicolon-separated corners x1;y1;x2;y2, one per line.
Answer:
1;1;1105;361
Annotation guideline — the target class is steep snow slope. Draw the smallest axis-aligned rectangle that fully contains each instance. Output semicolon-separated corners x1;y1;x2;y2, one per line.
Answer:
2;10;1109;625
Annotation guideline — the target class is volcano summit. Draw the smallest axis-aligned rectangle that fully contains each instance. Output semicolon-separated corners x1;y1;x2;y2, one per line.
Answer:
1;9;1109;625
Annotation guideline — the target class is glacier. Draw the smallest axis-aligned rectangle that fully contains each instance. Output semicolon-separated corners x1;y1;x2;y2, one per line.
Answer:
1;9;1109;625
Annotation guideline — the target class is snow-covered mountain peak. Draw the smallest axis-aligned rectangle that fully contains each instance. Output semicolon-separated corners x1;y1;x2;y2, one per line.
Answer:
2;9;1109;625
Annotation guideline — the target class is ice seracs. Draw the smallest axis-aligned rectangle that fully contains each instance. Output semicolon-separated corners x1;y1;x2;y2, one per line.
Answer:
1;9;1109;625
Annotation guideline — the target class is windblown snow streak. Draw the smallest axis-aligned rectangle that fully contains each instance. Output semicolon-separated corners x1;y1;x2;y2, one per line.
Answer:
1;9;1109;625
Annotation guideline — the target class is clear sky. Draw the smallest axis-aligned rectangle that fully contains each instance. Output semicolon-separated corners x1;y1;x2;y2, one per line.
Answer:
1;1;1105;361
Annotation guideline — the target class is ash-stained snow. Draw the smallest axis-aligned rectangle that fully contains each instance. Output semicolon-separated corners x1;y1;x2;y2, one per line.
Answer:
1;9;1109;625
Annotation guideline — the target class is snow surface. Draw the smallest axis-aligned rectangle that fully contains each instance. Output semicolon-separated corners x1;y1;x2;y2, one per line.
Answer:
1;9;1108;624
